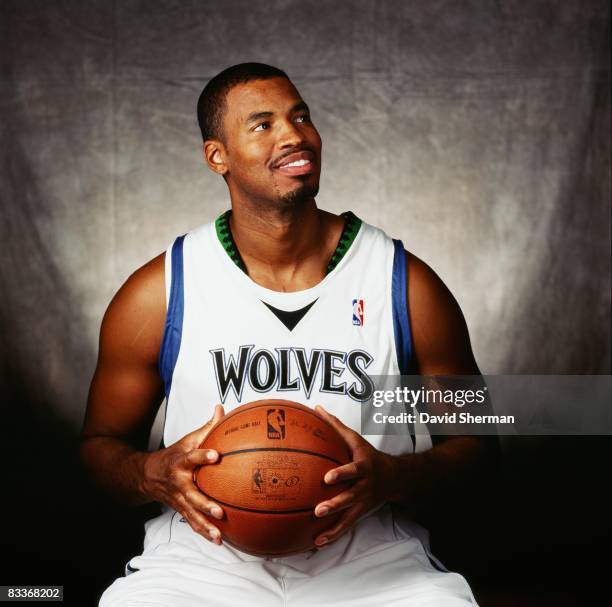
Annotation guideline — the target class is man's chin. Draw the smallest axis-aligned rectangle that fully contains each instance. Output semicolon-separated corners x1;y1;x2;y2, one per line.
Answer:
278;182;320;206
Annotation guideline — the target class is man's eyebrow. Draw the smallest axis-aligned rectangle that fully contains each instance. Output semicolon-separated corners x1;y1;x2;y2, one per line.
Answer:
245;111;273;124
245;102;310;124
292;101;310;114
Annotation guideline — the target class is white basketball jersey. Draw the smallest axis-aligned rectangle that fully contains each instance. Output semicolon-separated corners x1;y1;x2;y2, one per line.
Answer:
159;212;425;455
102;213;476;606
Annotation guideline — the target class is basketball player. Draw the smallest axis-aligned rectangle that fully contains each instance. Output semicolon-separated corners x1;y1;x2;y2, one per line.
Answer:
81;63;498;606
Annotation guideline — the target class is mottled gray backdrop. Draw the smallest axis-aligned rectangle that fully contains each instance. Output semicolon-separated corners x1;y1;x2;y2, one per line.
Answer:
1;0;609;431
0;1;610;603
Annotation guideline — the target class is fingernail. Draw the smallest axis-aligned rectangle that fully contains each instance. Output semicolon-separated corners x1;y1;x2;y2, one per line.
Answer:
211;506;223;519
207;450;217;461
211;529;220;540
317;506;329;517
325;472;337;483
315;536;328;546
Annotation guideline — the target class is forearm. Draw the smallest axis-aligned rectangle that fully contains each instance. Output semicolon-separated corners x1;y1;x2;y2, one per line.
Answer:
80;436;153;506
387;436;500;519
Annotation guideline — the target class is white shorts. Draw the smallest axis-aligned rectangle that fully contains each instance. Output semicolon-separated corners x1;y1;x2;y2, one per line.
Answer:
99;504;478;607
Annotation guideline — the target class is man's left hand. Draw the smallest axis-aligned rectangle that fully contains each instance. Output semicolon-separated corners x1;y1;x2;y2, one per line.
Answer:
313;405;399;548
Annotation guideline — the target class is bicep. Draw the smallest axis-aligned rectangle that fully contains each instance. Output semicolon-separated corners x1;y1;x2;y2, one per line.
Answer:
84;355;164;446
406;253;496;449
82;254;166;447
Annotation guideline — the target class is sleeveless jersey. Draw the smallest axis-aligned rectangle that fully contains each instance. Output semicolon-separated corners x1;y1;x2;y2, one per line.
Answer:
158;214;427;455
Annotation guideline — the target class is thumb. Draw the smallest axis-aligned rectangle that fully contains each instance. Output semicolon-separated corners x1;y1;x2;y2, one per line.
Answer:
183;404;225;449
315;405;362;449
211;403;225;425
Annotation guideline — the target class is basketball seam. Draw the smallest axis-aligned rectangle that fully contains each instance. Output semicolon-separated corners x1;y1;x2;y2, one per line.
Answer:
198;492;317;515
218;447;344;465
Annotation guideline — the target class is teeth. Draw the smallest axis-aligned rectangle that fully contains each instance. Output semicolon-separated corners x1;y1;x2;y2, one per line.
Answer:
282;159;310;167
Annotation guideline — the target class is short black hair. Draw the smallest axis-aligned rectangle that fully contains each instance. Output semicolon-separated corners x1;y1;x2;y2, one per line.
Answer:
197;62;289;143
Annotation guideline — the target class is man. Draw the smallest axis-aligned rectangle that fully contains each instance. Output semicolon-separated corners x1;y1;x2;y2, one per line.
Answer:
81;62;496;606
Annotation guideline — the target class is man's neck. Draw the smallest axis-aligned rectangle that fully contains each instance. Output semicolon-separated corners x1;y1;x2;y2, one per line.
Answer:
228;200;343;292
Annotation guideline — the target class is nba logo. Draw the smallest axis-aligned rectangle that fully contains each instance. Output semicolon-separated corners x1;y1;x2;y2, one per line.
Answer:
352;299;364;326
267;409;286;439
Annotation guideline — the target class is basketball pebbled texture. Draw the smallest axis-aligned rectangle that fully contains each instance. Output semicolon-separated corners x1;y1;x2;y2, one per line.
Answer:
195;399;352;556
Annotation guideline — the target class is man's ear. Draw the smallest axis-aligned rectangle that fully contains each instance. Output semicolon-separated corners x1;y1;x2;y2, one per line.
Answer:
203;140;228;176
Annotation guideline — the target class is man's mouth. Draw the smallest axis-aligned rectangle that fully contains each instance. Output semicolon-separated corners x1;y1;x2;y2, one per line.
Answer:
273;151;315;176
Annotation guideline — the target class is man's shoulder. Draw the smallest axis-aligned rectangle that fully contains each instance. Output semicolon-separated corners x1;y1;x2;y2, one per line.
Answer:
121;253;166;305
100;253;166;354
406;251;443;289
405;250;478;374
405;251;458;320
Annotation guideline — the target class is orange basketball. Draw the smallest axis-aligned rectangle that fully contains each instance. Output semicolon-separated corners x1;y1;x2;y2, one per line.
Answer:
195;399;351;556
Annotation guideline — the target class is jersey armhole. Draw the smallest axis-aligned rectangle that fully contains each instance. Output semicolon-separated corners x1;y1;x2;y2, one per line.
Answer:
391;239;416;374
158;235;186;400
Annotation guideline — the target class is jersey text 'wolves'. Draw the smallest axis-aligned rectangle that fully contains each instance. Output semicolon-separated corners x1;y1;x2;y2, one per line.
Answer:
210;346;375;403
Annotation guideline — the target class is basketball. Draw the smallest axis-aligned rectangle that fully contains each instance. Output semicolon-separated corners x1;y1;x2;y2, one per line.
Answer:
195;399;351;556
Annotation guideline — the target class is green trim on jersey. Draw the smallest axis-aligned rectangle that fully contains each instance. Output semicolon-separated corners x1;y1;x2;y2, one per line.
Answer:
326;211;361;274
215;210;362;276
215;210;247;272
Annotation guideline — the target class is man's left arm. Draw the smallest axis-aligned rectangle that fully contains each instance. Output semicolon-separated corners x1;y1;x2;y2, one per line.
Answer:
313;251;500;547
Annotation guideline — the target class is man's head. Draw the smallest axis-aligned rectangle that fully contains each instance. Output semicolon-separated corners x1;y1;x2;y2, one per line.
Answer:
197;63;322;208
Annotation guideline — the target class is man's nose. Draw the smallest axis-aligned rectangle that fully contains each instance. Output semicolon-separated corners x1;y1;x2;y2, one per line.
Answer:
278;119;305;147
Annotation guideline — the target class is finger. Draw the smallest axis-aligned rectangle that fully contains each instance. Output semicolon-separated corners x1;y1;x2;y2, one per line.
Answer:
314;504;363;547
323;460;365;485
211;403;225;425
314;488;357;517
185;448;219;467
186;490;225;520
183;505;223;544
315;405;363;449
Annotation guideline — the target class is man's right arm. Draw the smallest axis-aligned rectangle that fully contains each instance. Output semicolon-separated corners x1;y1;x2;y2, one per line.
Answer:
80;253;167;504
80;253;225;543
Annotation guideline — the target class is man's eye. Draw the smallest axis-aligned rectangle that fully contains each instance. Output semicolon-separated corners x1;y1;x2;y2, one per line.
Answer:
295;114;310;123
254;122;270;132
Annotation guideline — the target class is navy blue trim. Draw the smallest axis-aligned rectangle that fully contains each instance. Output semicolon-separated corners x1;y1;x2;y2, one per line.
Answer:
392;239;416;450
391;239;414;374
158;235;186;400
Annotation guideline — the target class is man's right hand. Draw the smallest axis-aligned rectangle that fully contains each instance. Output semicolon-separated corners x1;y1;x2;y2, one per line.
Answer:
141;404;226;544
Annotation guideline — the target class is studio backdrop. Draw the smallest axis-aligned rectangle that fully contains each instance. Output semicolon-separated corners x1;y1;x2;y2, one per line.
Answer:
0;1;609;604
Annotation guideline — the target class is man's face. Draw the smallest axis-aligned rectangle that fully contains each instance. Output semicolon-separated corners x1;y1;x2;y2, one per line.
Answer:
219;77;322;207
